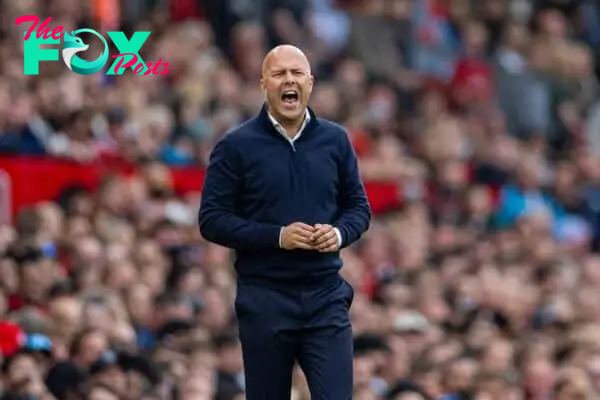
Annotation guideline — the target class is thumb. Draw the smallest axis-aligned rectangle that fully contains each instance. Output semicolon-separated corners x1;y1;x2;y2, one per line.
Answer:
311;224;320;240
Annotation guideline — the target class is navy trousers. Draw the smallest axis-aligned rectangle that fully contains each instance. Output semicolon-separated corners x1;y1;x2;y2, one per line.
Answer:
235;275;355;400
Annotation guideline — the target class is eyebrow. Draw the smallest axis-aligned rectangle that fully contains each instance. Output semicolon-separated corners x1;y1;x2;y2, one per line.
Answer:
270;68;307;74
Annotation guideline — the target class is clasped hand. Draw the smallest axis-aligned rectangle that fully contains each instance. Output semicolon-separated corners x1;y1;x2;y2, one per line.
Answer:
281;222;339;252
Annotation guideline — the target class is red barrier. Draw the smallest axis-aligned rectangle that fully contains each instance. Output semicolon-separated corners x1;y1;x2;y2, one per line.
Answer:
0;156;403;222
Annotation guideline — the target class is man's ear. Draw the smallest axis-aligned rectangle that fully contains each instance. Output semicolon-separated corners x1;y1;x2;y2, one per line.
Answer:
259;76;265;91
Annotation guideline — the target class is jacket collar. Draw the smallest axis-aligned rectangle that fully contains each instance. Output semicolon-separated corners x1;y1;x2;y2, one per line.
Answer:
256;102;319;137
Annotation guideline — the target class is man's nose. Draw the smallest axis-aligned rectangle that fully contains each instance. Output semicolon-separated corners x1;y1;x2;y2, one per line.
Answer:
283;72;296;84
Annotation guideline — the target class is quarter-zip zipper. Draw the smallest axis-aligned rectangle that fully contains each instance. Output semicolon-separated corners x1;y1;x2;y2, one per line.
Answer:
288;139;296;152
268;111;310;152
279;133;297;152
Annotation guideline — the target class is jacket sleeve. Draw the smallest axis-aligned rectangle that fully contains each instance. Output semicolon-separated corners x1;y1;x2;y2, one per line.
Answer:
198;134;282;250
334;130;372;248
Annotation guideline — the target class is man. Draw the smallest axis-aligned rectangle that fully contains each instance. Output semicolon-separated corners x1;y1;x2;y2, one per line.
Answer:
199;45;371;399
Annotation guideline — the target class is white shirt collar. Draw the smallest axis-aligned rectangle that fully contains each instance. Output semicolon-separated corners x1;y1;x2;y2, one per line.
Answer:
267;109;311;143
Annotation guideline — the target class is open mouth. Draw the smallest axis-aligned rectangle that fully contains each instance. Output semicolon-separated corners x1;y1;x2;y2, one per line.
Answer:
281;90;299;105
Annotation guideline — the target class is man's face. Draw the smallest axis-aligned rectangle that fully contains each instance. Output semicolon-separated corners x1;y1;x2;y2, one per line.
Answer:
126;284;153;325
260;48;313;123
20;262;47;302
92;367;126;395
82;303;113;331
49;297;82;339
0;257;18;293
88;387;119;400
482;340;513;373
6;354;40;386
523;359;555;395
586;355;600;391
218;344;243;373
77;331;108;367
201;289;231;332
179;371;215;400
447;359;477;391
73;236;104;269
353;355;376;388
395;394;426;400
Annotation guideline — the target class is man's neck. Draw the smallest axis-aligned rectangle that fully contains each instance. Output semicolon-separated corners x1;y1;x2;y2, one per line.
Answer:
268;107;307;138
282;119;304;138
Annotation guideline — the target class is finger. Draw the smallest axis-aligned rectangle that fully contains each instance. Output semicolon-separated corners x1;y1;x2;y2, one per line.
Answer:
311;226;331;241
294;222;316;232
293;233;314;244
315;230;335;246
316;239;337;250
297;228;316;240
294;241;314;250
318;236;338;250
318;243;338;252
294;230;313;241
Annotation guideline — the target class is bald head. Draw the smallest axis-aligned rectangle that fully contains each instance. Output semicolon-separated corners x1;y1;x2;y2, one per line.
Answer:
260;45;314;128
261;45;311;78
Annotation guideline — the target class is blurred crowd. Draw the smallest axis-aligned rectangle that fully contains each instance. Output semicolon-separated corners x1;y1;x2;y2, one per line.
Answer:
1;0;600;399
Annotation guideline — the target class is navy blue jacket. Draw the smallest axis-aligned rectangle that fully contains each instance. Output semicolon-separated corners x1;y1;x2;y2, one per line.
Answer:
198;104;371;287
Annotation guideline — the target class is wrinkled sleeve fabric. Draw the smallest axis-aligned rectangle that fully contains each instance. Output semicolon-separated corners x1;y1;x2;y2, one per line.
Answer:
198;134;281;250
334;130;371;248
